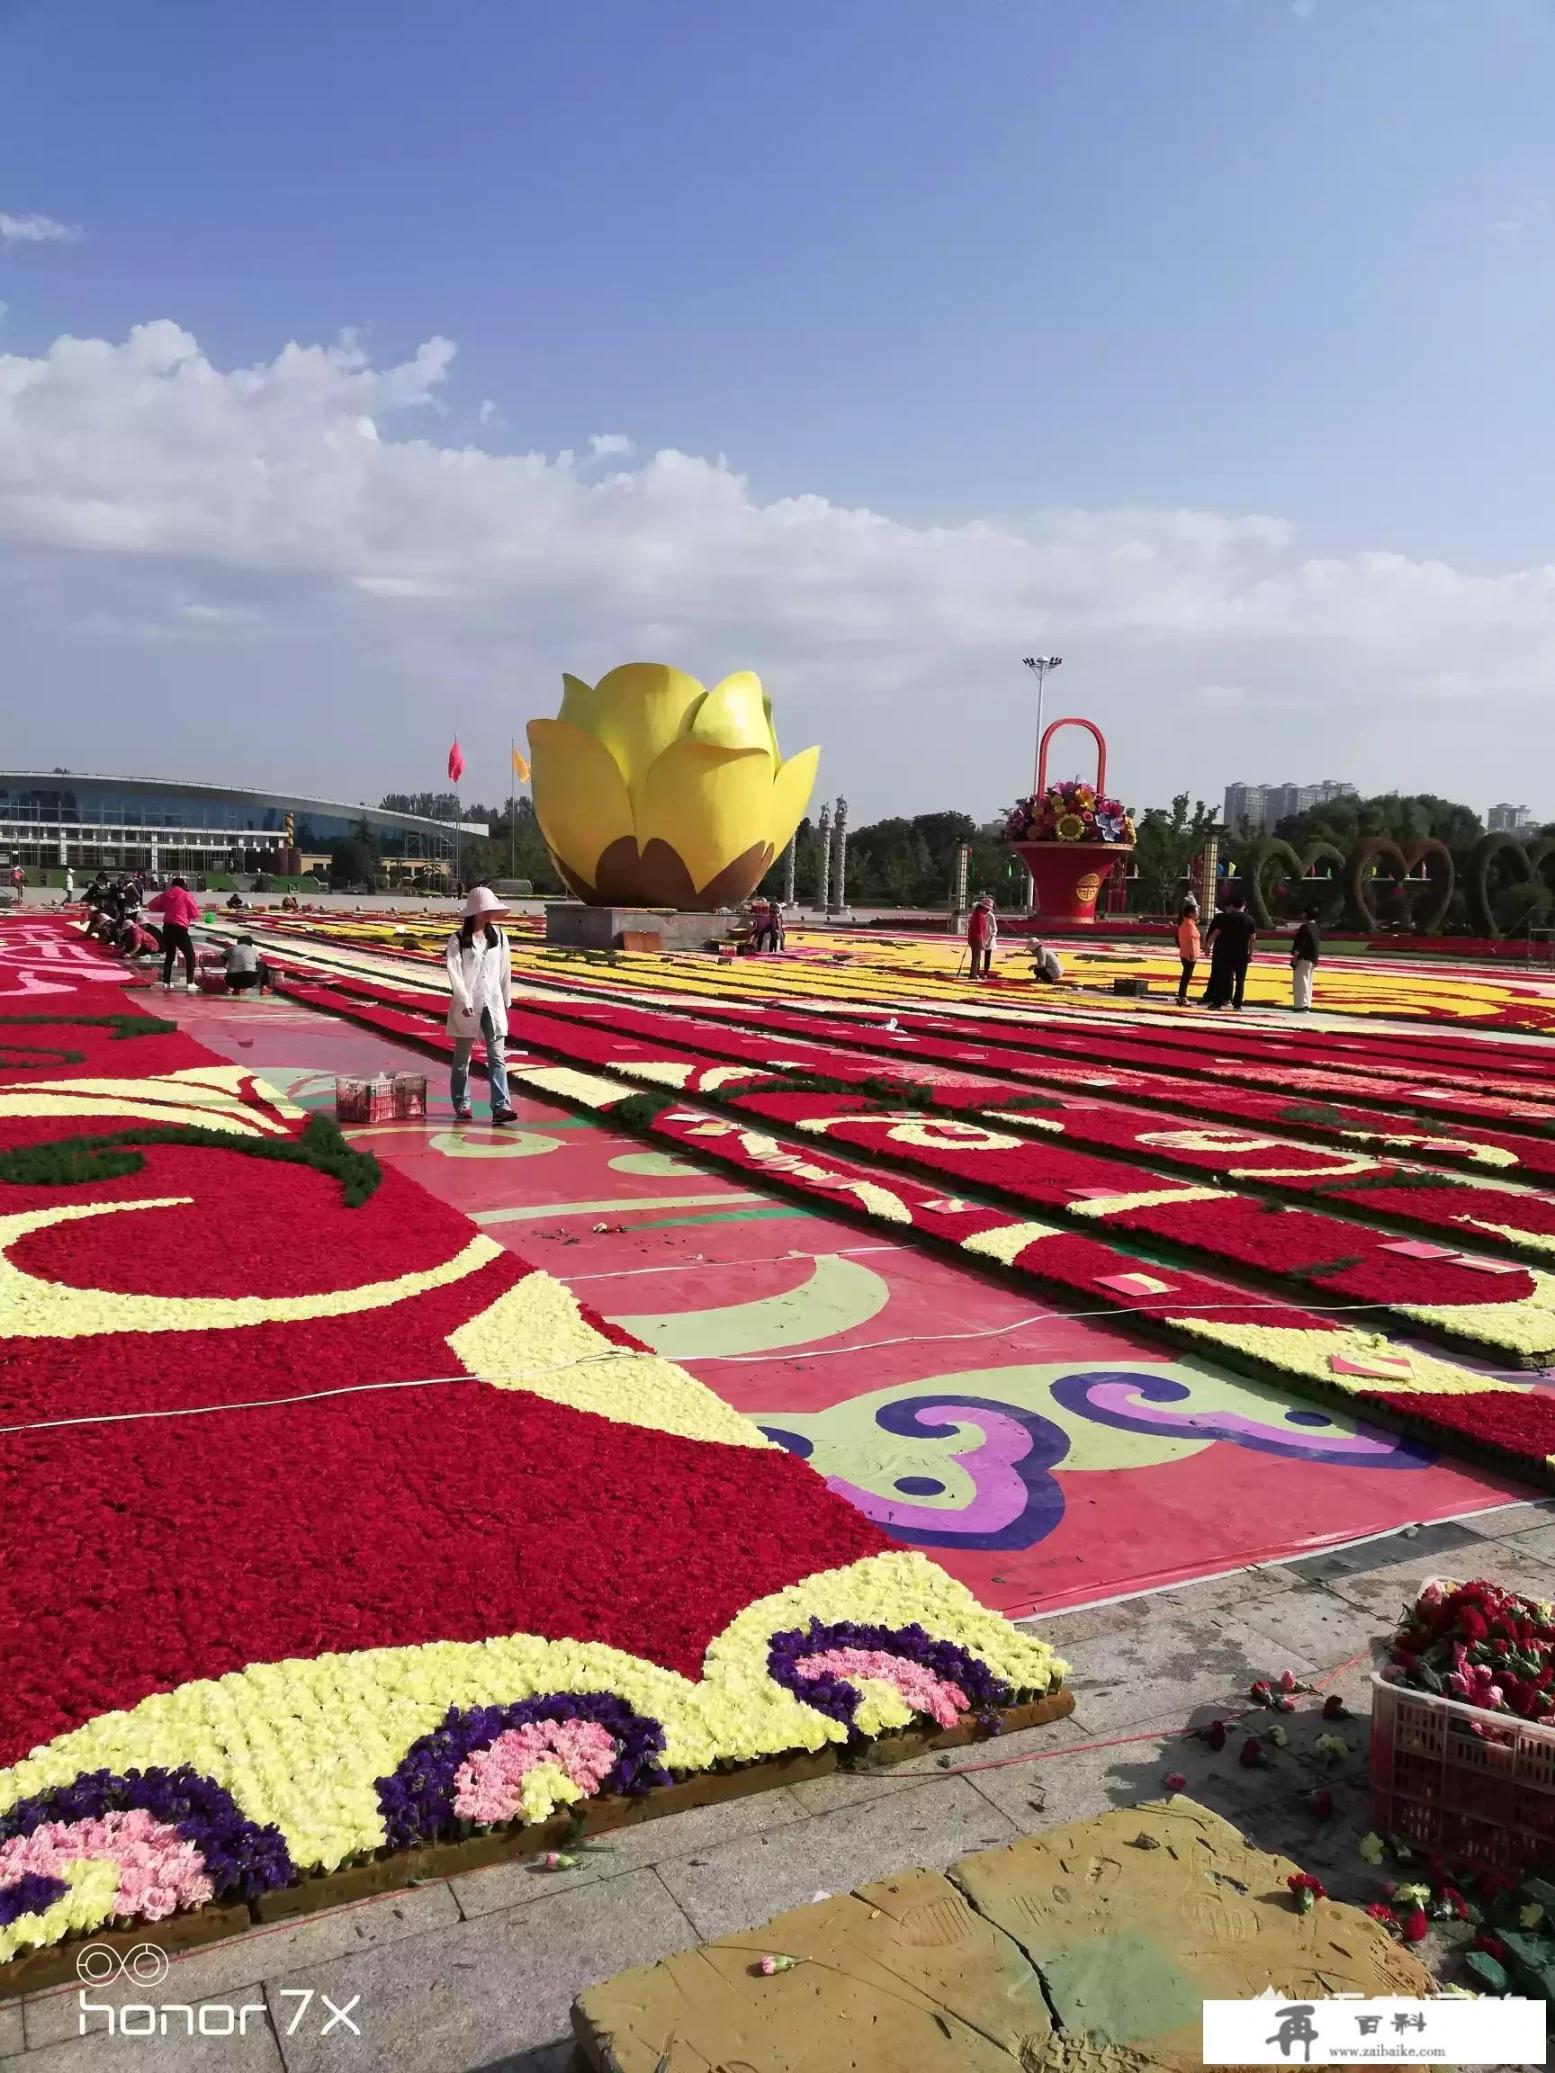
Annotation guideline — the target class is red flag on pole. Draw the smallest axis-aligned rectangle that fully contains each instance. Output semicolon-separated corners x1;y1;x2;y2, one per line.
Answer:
447;739;465;784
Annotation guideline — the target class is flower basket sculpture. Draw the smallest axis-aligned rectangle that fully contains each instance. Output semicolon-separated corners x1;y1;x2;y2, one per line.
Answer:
527;664;819;911
1000;718;1134;924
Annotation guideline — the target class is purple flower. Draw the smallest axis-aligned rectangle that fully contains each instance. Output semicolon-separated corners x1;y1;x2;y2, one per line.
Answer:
375;1692;669;1849
0;1872;70;1928
767;1619;1011;1737
0;1769;292;1902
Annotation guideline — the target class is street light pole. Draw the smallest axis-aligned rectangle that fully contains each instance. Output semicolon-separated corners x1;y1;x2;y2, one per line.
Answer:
1022;654;1063;793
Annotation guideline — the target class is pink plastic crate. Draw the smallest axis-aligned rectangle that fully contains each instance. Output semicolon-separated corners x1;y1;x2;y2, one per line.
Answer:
1370;1576;1555;1874
391;1073;427;1120
335;1075;394;1125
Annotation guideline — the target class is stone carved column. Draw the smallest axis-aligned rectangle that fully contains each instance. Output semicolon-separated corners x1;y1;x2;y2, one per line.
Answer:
828;796;849;916
815;802;832;914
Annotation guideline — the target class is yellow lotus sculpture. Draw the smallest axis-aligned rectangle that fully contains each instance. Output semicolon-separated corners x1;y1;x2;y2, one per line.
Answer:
527;664;820;910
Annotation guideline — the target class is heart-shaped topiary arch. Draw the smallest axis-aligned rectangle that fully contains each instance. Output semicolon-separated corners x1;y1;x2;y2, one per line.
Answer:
1346;835;1455;934
1235;838;1347;929
1467;832;1555;938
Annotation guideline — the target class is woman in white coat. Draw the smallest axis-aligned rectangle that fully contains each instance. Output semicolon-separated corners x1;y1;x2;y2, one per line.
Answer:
446;886;517;1124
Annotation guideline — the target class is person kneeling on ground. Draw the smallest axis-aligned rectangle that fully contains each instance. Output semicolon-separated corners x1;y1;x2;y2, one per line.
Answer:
118;917;162;962
1029;938;1063;983
224;935;266;993
446;886;517;1126
1290;905;1322;1013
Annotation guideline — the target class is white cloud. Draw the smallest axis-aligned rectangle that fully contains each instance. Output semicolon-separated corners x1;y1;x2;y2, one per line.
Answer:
588;432;634;460
0;211;82;245
0;318;1552;813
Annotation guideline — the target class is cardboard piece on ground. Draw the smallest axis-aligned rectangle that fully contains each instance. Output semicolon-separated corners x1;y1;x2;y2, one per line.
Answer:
572;1796;1434;2073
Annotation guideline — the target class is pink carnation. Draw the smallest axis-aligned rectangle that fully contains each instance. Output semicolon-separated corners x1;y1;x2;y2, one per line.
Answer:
453;1719;620;1822
0;1809;214;1923
795;1649;970;1730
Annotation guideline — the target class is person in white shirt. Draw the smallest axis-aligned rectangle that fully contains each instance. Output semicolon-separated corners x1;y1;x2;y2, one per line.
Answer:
446;885;516;1124
1030;939;1063;984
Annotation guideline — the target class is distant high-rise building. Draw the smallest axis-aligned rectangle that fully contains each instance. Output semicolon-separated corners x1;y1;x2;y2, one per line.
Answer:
1223;783;1267;833
1224;778;1355;834
1488;802;1539;835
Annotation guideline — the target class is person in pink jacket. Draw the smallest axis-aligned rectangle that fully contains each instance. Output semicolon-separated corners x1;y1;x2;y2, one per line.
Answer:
147;877;200;989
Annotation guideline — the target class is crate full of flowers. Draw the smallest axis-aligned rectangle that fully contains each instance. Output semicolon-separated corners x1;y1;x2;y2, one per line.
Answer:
1371;1577;1555;1873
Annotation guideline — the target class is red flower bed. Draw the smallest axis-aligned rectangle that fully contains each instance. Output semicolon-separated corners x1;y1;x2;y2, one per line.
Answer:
1;947;944;1786
6;1350;885;1761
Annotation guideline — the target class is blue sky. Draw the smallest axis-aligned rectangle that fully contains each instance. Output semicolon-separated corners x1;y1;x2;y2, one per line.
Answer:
2;0;1553;817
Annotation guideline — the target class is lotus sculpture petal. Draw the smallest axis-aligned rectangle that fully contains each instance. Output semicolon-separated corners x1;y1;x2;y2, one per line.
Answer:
527;664;820;909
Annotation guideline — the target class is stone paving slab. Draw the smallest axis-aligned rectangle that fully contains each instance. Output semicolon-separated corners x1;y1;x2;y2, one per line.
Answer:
1056;1611;1320;1734
20;1887;460;2051
654;1775;1016;1942
574;1796;1435;2073
260;1868;695;2073
449;1783;811;1919
7;2000;284;2072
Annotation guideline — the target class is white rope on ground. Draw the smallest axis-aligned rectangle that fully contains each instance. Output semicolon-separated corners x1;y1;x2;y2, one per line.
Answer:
2;1295;1516;1439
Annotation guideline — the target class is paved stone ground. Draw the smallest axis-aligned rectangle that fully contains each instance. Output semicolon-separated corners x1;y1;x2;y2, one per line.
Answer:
6;1502;1551;2072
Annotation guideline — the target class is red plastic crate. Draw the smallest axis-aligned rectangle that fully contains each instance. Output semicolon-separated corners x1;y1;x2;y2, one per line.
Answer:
335;1075;394;1125
1370;1576;1555;1874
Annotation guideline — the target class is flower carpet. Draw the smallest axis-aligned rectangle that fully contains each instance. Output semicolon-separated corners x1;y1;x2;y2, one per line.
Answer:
182;998;1512;1638
269;970;1555;1369
250;909;1555;1033
294;966;1555;1267
214;940;1555;1487
0;926;1067;1970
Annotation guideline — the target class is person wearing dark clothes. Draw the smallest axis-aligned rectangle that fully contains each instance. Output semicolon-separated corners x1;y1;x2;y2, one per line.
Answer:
1291;906;1322;1013
1202;884;1257;1009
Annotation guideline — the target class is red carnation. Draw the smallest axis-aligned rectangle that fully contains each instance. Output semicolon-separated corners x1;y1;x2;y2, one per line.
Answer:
1322;1693;1347;1719
1202;1720;1228;1751
1238;1736;1263;1768
1402;1907;1429;1944
1249;1679;1273;1706
1288;1873;1326;1913
1474;1934;1509;1960
1311;1788;1333;1819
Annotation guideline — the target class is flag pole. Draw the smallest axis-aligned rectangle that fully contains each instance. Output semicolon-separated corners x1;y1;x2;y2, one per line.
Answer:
509;739;516;881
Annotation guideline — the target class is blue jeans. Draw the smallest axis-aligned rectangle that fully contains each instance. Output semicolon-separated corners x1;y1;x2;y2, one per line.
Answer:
450;1010;510;1114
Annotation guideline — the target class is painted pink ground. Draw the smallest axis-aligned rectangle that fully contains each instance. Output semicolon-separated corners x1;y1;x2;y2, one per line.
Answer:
190;994;1521;1620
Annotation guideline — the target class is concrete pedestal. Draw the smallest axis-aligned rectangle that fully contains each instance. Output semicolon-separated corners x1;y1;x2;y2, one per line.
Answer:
544;903;742;952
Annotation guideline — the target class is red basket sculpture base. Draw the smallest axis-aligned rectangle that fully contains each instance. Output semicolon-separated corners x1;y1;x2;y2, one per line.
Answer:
1011;840;1132;925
